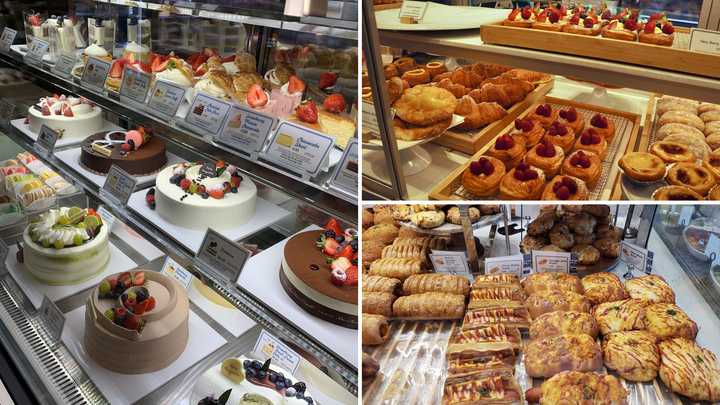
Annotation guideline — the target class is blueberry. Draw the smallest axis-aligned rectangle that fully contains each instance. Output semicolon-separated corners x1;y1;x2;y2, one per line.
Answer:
257;370;266;379
284;378;292;387
286;387;296;397
231;187;238;193
246;368;256;378
275;381;285;390
294;382;306;393
324;230;335;238
296;392;304;399
201;192;209;199
269;373;277;383
350;240;358;252
252;360;262;370
243;360;251;368
334;235;344;243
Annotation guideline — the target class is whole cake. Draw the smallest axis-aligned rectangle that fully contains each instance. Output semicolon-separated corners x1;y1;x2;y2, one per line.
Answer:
193;357;314;405
80;127;167;175
280;219;358;328
22;207;109;285
147;161;257;230
84;270;189;374
28;95;104;139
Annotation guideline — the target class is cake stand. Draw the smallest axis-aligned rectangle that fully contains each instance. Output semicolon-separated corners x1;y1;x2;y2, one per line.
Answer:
399;213;503;236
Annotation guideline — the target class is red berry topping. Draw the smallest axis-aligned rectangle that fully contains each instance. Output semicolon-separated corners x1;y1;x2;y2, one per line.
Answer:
570;151;592;168
580;129;602;145
494;135;515;150
470;157;495;176
570;14;580;25
209;189;224;199
662;23;674;34
513;163;539;181
146;296;156;311
521;6;532;20
559;107;578;122
179;178;191;190
591;114;608;129
536;139;556;158
602;9;612;20
535;104;552;117
508;8;520;20
548;10;560;23
625;18;639;31
583;18;594;28
547;121;568;136
642;20;654;33
121;143;132;152
515;118;534;132
344;265;358;287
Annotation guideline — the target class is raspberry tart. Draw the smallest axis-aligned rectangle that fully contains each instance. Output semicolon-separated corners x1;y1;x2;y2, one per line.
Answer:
558;107;585;134
503;6;536;28
499;162;546;200
575;129;608;159
461;156;506;197
525;138;565;178
561;150;602;187
486;134;526;170
532;8;564;31
542;121;576;153
528;104;559;128
542;175;589;200
666;162;715;196
511;118;545;147
589;113;616;139
650;141;695;164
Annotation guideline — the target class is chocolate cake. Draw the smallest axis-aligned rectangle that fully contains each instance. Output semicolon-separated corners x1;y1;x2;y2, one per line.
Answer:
80;130;167;175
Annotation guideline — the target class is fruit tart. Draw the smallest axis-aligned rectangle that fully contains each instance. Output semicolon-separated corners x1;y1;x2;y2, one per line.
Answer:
510;118;545;147
639;15;674;46
666;162;715;196
543;121;576;153
532;8;564;31
652;185;704;201
527;104;559;128
461;156;506;197
650;141;695;164
558;107;585;134
542;175;589;200
486;134;526;170
589;113;615;139
601;18;640;41
503;6;536;28
499;162;546;200
562;150;602;187
563;13;602;36
703;150;720;181
525;138;564;178
619;152;666;182
575;129;608;159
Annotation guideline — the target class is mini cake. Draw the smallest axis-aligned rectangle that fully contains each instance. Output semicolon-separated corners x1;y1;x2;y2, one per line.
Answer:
193;357;313;405
148;161;257;230
280;219;358;328
80;127;167;175
84;270;189;374
22;207;108;285
28;95;103;139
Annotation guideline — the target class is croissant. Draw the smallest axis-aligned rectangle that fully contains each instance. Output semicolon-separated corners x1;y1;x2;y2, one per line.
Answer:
381;244;427;263
437;78;468;98
455;96;507;130
363;275;402;295
362;314;390;346
393;292;466;320
386;77;408;105
402;274;471;296
363;292;395;317
502;68;550;84
451;68;484;88
480;63;512;79
473;83;527;109
483;75;535;94
368;258;424;281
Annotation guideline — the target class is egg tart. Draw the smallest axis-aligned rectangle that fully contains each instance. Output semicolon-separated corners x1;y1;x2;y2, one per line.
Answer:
618;152;666;182
486;134;526;170
558;107;585;135
542;175;589;200
542;121;576;153
650;141;695;164
425;61;447;79
589;114;615;139
401;68;430;87
461;156;506;197
527;103;559;128
524;138;564;178
511;118;545;147
708;185;720;200
561;150;602;187
666;162;715;196
702;150;720;181
652;185;704;201
574;128;608;158
499;162;546;200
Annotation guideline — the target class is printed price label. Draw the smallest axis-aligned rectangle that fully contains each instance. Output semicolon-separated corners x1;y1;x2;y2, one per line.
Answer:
484;254;529;277
678;206;694;227
119;66;151;103
216;105;276;157
80;57;111;92
531;250;576;274
161;256;193;289
196;229;251;285
328;139;358;197
620;241;654;274
690;28;720;55
429;250;471;277
101;165;137;205
399;0;429;21
39;295;65;342
97;206;117;234
262;121;335;178
147;80;185;120
0;27;17;52
52;54;77;78
35;125;59;155
252;330;301;376
185;93;232;136
24;38;49;67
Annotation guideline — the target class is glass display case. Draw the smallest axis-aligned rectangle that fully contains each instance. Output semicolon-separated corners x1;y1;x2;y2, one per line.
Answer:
0;0;358;403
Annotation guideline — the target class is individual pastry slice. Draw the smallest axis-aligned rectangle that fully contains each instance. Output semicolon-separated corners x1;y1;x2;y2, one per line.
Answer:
593;298;650;335
527;103;559;128
639;18;675;46
362;314;390;346
619;152;666;182
658;337;720;402
522;272;583;295
563;14;602;35
529;310;599;339
461;156;506;197
525;139;564;178
666;162;715;196
499;162;546;200
462;307;532;331
468;285;526;309
362;292;395;317
525;290;592;319
659;110;705;132
472;273;521;289
447;324;522;358
581;272;628;305
652;185;704;200
368;258;423;281
602;330;660;382
402;273;470;296
626;274;675;303
486;134;526;170
601;19;639;41
442;375;523;405
574;128;608;159
650;141;695;164
644;303;698;341
510;118;545;147
562;150;602;187
524;334;603;378
527;371;628;405
532;8;564;31
543;121;576;153
542;175;588;200
363;275;402;295
589;113;616;139
392;292;465;320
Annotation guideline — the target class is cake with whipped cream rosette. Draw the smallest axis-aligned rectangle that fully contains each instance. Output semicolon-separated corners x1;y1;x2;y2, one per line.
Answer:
22;207;109;285
28;95;104;139
146;160;257;230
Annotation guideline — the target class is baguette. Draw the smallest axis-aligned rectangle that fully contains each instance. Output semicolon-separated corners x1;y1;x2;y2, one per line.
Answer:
392;292;465;320
362;313;390;346
363;275;402;295
368;258;423;281
402;274;470;296
362;292;395;317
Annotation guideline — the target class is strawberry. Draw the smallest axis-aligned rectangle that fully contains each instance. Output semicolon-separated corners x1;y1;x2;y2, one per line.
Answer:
331;257;352;272
209;189;224;199
507;8;520;20
246;84;268;108
344;265;358;287
570;14;580;25
323;238;341;256
319;72;337;89
118;272;132;288
583;18;594;28
287;75;306;94
109;59;126;79
521;6;532;20
643;19;654;33
624;18;638;31
132;272;145;286
27;14;41;27
536;10;547;22
338;245;355;261
548;9;560;23
330;269;346;286
323;94;346;114
145;296;156;311
134;299;149;315
151;56;169;72
61;103;74;117
41;104;51;116
662;23;674;35
296;101;318;124
123;313;140;331
180;178;191;190
325;218;343;236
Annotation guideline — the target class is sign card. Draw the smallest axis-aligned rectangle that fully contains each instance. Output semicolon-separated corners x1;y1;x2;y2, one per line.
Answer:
0;27;17;52
101;165;137;205
147;80;186;120
484;254;530;277
119;65;152;104
80;57;111;93
262;121;334;178
185;93;232;136
216;105;276;157
531;250;576;274
35;125;59;155
620;241;654;274
24;38;49;67
328;139;358;197
689;28;720;55
196;229;251;285
40;295;65;342
429;250;471;277
51;54;76;78
399;0;429;22
252;330;301;376
161;256;194;289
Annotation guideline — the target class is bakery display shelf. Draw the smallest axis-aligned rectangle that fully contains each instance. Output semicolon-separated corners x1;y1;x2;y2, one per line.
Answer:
397;212;503;236
430;97;641;201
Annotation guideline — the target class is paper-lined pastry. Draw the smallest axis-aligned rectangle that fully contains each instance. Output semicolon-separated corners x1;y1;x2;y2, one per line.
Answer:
363;275;402;295
362;292;395;317
368;258;423;281
392;292;465;320
362;314;390;346
402;274;471;296
442;375;522;405
468;285;526;309
462;307;531;330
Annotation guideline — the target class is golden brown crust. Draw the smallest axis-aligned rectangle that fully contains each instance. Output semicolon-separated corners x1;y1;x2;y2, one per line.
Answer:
652;185;705;200
499;166;546;200
524;334;603;378
574;134;608;159
392;292;466;320
602;330;660;382
425;61;447;79
650;141;695;164
601;22;637;41
468;285;526;309
461;157;506;197
658;338;720;401
368;258;424;281
582;272;628;305
528;107;559;128
362;314;390;346
522;272;583;295
383;64;399;79
400;68;430;87
666;162;715;196
362;292;395;317
709;185;720;200
644;303;698;341
541;176;589;200
363;223;399;244
443;375;522;405
543;128;576;154
392;117;451;141
393;57;416;74
363;275;402;295
561;150;602;187
486;136;526;170
402;274;471;296
462;307;532;330
525;144;564;178
593;298;650;335
455;97;507;131
538;371;628;405
529;310;599;340
472;273;521;289
525;290;592;319
393;86;457;126
619;152;666;182
639;31;674;46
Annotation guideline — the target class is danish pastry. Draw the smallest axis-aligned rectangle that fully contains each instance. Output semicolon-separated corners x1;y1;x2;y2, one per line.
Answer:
510;118;545;147
563;15;602;35
393;57;416;74
574;129;608;159
619;152;666;182
393;86;457;126
543;121;576;153
486;134;526;170
589;114;615;139
528;104;559;128
650;141;695;164
601;19;638;41
525;139;564;178
502;7;535;28
499;162;546;200
461;156;506;197
638;23;674;46
561;150;602;187
666;162;715;196
558;107;585;134
709;185;720;200
425;61;447;79
531;9;565;31
542;176;588;200
659;110;705;132
401;68;430;87
652;185;704;200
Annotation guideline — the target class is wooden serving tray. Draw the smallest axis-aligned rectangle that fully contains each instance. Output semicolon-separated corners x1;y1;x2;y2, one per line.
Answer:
374;2;402;11
480;23;720;79
433;80;554;154
429;96;643;201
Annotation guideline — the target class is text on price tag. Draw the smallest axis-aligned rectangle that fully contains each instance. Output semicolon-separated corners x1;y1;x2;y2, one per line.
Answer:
429;250;471;278
532;250;576;274
620;241;654;274
690;28;720;55
329;139;358;196
217;105;276;156
40;295;65;342
399;0;429;21
263;121;335;178
0;27;17;52
185;93;232;135
252;330;301;376
485;254;530;277
35;125;59;155
52;54;77;78
119;66;152;103
101;165;137;205
24;38;49;67
147;80;185;119
161;256;193;289
196;229;251;285
80;57;111;92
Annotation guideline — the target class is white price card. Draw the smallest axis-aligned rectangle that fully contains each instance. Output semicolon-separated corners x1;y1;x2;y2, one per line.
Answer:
51;54;76;78
119;65;151;104
262;121;335;178
531;250;576;274
96;206;117;234
328;139;358;197
24;38;49;67
678;206;694;227
101;165;137;206
690;28;720;55
185;93;232;136
485;254;530;277
39;295;65;342
216;105;277;158
147;80;185;120
252;329;301;376
0;27;17;52
399;0;429;21
34;125;59;155
196;228;251;285
620;241;654;274
161;256;193;289
429;250;471;277
80;57;111;92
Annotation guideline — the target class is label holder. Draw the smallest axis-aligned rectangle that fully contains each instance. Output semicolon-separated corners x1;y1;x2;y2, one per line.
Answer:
100;165;138;206
0;27;18;52
252;329;301;376
34;125;59;156
51;53;77;78
161;256;194;289
259;121;335;181
39;295;65;343
195;228;251;287
327;138;358;198
184;93;233;138
119;65;152;106
24;38;49;67
80;56;112;93
215;104;277;160
146;80;186;121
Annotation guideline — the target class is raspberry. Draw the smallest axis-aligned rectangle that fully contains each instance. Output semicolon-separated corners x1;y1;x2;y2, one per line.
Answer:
583;18;594;28
662;23;674;35
548;10;560;23
515;118;533;132
559;107;578;122
591;114;608;129
570;14;580;25
469;161;482;175
495;135;514;150
521;6;532;20
548;122;568;136
536;104;552;117
536;140;556;158
571;151;592;168
179;178;191;190
555;185;571;200
625;19;638;31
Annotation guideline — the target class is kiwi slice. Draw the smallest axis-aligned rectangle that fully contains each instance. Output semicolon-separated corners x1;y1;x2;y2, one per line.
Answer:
83;215;102;232
67;207;85;224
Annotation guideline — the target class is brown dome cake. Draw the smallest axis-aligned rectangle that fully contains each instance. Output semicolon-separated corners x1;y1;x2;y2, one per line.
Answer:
80;127;167;175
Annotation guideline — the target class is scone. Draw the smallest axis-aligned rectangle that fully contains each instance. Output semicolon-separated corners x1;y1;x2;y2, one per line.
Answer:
602;330;660;382
581;272;628;305
644;303;698;341
625;275;675;303
549;223;574;249
445;206;480;225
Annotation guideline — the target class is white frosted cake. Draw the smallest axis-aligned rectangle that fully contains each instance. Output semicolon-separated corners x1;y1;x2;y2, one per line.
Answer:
28;95;103;140
192;357;313;405
22;207;109;285
149;161;257;230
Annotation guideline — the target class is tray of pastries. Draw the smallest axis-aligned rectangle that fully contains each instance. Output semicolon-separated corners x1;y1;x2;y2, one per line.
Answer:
430;97;641;200
618;94;720;200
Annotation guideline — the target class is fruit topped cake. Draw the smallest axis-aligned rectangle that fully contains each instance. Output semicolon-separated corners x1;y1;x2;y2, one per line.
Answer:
80;126;168;175
21;207;109;285
84;270;189;374
280;219;358;328
27;95;103;140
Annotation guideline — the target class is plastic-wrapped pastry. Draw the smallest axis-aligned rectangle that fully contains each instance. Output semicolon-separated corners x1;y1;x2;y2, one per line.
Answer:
486;134;526;170
234;51;257;73
462;307;531;330
368;258;423;281
410;210;445;229
461;156;506;197
402;274;470;296
562;150;602;187
582;272;627;305
392;292;465;320
362;292;395;317
362;314;390;346
644;303;698;341
659;110;705;132
499;163;546;200
363;275;402;295
525;139;564;178
522;272;583;295
602;330;659;382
